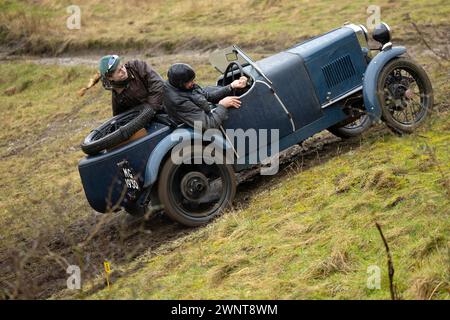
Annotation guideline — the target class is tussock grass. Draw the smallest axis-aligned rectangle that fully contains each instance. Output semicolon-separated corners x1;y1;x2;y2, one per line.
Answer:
80;111;448;299
1;0;449;54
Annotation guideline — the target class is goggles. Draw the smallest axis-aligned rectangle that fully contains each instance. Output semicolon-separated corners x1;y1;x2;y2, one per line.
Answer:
107;55;119;73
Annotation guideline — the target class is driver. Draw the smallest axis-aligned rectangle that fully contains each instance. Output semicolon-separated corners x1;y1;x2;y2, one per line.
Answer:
79;55;164;117
164;63;247;130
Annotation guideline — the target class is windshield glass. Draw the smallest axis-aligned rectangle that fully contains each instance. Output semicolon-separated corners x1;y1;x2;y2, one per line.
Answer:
208;45;252;73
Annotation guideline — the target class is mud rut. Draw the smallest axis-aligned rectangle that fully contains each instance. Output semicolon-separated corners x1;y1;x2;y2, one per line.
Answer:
0;124;391;299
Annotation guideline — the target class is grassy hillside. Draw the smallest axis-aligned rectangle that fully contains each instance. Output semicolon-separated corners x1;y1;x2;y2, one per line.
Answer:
0;55;222;249
0;52;265;298
79;114;449;299
1;0;449;54
0;0;449;300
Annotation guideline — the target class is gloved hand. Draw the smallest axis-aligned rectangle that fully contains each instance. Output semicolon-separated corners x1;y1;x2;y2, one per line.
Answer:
230;76;248;89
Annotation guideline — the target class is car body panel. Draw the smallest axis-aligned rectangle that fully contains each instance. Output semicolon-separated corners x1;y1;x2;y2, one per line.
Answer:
78;122;170;212
289;28;367;106
142;127;233;188
233;102;349;171
254;52;323;130
222;79;294;154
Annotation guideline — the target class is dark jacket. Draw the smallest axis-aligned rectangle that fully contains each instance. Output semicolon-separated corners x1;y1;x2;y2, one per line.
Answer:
164;82;233;130
112;60;164;116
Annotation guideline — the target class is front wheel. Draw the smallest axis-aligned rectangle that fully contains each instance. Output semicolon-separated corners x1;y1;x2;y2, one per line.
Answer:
377;57;433;134
158;148;236;227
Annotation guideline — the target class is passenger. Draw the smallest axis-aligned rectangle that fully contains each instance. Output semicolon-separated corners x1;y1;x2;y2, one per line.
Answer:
79;55;164;117
164;63;247;130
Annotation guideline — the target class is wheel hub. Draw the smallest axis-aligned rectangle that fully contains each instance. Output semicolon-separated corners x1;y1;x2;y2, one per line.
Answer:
180;172;209;201
388;83;410;111
404;89;414;99
392;83;408;98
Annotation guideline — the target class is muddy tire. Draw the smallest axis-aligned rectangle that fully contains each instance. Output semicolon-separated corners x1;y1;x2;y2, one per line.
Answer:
328;114;372;138
377;58;433;134
81;105;155;155
158;147;236;227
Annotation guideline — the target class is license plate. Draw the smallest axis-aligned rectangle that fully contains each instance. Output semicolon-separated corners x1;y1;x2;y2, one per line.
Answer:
117;160;141;200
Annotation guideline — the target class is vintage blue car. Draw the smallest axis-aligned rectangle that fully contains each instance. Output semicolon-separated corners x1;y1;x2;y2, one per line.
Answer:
78;22;433;226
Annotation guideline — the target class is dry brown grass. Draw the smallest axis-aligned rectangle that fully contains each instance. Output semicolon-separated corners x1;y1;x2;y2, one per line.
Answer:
411;277;448;300
307;247;354;280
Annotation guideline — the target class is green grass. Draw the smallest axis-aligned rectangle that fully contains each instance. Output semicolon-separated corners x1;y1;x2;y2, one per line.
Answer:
0;62;100;249
70;113;449;300
0;0;449;300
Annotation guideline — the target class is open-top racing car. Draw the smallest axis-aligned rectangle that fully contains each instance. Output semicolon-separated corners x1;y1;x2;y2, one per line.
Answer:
78;22;433;226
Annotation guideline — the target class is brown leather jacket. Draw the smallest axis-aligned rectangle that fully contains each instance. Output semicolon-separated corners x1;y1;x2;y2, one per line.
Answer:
111;60;164;116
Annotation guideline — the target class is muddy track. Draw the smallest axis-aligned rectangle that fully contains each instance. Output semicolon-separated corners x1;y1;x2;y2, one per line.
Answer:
0;51;212;68
0;24;448;66
0;123;392;300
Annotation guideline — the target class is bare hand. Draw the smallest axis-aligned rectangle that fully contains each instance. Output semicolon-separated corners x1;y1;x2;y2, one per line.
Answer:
230;76;248;89
219;96;241;109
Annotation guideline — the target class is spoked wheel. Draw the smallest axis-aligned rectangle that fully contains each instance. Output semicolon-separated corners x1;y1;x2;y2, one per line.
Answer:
377;58;433;134
158;147;236;227
81;104;155;155
328;113;372;138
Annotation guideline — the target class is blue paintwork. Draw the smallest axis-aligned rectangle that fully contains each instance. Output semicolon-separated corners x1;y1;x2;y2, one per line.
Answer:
254;52;323;129
142;127;233;188
78;24;406;214
233;103;349;171
78;122;170;213
287;27;367;105
362;46;407;121
223;79;294;152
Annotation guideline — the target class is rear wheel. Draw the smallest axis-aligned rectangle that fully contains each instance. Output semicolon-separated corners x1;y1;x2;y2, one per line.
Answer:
328;114;372;138
158;147;236;227
377;58;433;134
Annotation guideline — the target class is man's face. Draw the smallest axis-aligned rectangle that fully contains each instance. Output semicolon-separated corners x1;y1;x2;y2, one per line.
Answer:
108;64;128;82
184;80;195;90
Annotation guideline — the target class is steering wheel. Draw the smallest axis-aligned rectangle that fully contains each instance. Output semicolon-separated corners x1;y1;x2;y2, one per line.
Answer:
222;61;244;95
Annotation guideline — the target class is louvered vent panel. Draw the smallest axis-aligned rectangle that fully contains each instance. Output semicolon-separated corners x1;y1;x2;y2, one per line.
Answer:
322;55;356;88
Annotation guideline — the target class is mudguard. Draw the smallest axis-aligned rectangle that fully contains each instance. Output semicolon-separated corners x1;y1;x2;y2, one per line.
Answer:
143;127;233;188
363;46;407;121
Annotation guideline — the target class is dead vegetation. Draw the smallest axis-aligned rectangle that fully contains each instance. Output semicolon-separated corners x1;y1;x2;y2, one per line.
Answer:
308;249;354;280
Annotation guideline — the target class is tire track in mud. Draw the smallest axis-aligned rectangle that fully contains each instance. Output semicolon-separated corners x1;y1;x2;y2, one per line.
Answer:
0;50;345;299
0;125;390;299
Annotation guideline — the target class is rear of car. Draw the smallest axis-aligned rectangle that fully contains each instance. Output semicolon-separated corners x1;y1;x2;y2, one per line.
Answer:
78;122;170;213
